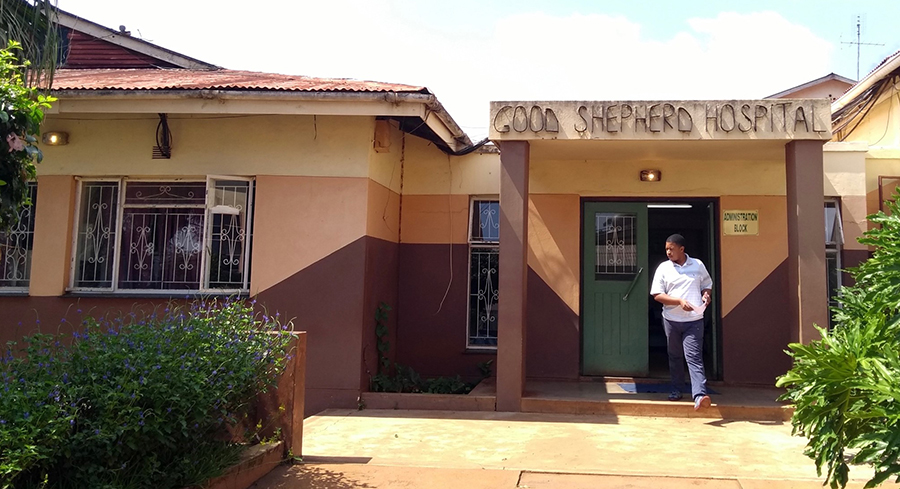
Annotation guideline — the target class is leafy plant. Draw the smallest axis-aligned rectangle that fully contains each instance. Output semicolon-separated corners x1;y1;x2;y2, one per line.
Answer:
0;40;54;230
374;302;391;375
777;193;900;489
477;359;494;379
0;0;60;88
368;303;479;395
0;298;293;489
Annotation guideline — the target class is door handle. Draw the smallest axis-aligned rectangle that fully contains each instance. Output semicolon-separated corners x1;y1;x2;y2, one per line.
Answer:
622;267;644;301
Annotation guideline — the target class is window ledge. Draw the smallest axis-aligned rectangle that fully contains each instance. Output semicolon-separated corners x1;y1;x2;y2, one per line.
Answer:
0;290;29;297
64;291;249;300
465;347;497;354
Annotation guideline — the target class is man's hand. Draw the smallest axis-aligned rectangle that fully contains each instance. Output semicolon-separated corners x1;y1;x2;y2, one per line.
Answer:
702;290;711;305
679;299;694;311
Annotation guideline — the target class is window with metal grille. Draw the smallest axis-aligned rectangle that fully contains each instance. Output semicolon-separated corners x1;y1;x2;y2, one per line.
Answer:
594;212;637;279
468;199;499;348
0;182;37;290
71;177;253;293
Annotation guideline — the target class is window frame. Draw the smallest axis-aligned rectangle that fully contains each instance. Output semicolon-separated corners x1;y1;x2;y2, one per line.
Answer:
0;181;38;292
466;196;500;350
825;198;843;329
68;176;254;294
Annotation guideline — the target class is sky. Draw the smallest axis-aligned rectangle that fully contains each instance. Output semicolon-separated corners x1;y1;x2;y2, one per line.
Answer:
57;0;900;141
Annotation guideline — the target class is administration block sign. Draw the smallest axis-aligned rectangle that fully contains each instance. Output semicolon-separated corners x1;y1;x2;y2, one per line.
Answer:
723;210;759;235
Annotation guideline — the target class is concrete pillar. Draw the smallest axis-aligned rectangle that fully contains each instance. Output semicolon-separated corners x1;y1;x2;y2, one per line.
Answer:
785;140;828;343
30;175;76;296
497;141;529;412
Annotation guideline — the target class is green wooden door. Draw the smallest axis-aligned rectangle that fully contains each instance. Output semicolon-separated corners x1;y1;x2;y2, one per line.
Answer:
582;202;649;376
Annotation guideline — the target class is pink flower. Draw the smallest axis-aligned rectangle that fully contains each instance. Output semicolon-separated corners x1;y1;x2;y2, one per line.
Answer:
6;133;24;152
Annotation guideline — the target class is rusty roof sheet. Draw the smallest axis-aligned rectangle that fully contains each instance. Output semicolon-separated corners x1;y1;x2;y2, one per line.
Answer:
52;68;429;93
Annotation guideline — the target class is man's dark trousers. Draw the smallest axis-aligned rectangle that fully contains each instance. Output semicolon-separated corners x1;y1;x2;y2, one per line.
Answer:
663;318;707;400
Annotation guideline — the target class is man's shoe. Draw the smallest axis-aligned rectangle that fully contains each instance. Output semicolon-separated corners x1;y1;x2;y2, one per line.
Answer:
668;390;683;401
694;395;711;411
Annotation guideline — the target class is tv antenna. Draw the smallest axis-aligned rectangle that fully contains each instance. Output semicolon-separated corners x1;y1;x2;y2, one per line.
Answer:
841;15;883;80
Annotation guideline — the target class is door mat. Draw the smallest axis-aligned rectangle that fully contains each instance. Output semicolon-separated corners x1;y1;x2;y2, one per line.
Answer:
617;383;718;395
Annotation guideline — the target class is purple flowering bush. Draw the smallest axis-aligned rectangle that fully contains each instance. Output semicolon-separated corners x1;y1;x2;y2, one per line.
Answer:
0;299;293;489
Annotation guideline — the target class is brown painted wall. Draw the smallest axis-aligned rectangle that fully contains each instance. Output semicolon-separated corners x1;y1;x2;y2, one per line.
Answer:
396;244;494;379
256;237;368;416
721;260;792;384
360;237;399;389
526;269;580;379
0;297;193;351
395;244;579;381
719;195;792;384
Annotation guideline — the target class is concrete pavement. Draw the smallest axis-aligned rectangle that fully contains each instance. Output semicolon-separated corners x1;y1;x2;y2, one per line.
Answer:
252;409;899;488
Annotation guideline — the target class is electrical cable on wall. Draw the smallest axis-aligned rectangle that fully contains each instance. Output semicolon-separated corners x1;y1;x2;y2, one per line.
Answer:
435;153;454;314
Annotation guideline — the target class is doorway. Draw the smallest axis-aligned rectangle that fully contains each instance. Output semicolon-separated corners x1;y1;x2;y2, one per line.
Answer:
647;201;720;380
581;199;720;379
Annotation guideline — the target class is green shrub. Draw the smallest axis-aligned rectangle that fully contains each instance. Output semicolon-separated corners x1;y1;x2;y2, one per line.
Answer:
777;195;900;489
0;299;293;489
0;40;54;230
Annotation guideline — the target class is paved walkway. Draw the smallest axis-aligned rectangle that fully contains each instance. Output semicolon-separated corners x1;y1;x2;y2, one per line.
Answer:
253;409;899;488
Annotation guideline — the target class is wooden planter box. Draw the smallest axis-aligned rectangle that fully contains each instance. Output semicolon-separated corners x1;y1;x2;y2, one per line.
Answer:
192;442;283;489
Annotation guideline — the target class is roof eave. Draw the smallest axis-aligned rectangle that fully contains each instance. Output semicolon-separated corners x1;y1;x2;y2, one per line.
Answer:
56;9;221;70
49;88;472;151
833;54;900;112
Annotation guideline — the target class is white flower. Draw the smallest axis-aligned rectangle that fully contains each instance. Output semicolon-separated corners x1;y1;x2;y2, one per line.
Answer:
6;133;24;152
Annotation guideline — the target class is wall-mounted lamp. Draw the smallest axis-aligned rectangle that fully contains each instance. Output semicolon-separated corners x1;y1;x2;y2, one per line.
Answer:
640;169;661;182
41;131;68;146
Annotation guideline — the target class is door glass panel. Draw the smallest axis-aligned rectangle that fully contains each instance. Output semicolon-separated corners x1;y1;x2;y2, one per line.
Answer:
595;213;637;278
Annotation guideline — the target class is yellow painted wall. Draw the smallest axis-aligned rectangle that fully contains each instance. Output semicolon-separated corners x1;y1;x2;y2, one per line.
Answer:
38;114;375;178
864;158;900;216
400;194;470;244
402;136;499;196
719;195;788;316
822;144;867;251
528;195;581;313
366;179;400;243
840;89;900;149
29;175;76;296
367;120;403;195
26;113;422;296
251;175;369;295
531;158;785;196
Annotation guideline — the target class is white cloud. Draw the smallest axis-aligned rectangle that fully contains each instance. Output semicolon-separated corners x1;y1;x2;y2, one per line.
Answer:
58;1;834;141
434;10;833;140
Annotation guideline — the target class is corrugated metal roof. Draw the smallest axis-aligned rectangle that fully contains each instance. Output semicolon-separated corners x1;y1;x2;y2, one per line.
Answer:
52;68;430;93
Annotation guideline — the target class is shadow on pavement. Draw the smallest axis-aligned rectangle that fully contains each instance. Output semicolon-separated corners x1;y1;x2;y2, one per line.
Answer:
254;465;375;489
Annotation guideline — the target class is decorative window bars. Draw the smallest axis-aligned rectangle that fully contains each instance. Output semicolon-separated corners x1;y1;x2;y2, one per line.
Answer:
468;199;499;348
71;178;253;293
0;182;37;289
595;212;637;278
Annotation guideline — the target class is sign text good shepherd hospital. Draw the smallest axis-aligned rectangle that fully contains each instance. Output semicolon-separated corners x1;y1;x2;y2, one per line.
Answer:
489;100;832;140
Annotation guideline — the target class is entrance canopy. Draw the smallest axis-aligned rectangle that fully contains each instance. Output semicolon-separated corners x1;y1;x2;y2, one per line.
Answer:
489;99;830;412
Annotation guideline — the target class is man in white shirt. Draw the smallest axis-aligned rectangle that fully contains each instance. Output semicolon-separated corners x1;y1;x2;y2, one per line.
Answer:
650;234;713;411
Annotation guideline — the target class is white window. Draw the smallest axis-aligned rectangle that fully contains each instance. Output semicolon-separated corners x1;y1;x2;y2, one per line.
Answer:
0;182;37;290
467;198;499;348
70;177;253;293
825;199;843;328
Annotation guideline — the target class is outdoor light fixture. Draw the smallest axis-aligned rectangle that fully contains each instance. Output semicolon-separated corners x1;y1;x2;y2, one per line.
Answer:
640;169;661;182
41;131;68;146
